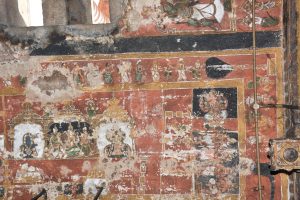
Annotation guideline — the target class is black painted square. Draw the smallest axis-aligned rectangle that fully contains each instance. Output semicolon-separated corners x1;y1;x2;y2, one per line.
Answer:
192;88;237;118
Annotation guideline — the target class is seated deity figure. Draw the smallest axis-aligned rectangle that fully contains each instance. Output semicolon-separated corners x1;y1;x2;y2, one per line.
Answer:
79;127;93;156
48;126;65;158
198;89;228;128
19;133;38;158
104;125;131;158
65;123;81;157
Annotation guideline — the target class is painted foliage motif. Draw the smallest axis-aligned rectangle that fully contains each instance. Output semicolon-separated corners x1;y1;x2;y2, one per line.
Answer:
0;49;284;199
120;0;282;36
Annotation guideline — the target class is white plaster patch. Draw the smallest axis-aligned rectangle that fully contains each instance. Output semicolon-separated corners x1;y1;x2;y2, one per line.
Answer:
145;123;157;135
71;174;80;181
162;150;194;160
29;181;62;200
96;122;133;156
60;166;72;177
117;61;132;83
0;57;41;79
86;63;104;87
0;135;4;154
15;163;44;183
84;178;107;195
191;0;224;23
13;123;44;159
239;157;255;176
26;63;81;104
197;148;214;160
126;0;170;32
82;161;92;172
117;184;130;192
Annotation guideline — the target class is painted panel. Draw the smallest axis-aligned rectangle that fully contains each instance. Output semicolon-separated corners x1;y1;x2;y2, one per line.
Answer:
0;49;284;199
120;0;282;36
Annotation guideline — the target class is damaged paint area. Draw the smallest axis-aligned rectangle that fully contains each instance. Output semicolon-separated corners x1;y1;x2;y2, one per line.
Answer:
120;0;282;36
0;49;284;199
25;63;82;103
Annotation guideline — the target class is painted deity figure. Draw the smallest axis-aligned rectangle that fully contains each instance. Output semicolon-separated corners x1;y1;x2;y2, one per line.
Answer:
164;65;173;80
79;127;93;156
65;124;81;157
177;59;187;81
48;126;65;158
104;125;131;158
161;0;225;30
198;89;228;128
19;133;38;158
191;60;201;80
117;61;131;83
151;62;160;82
135;61;144;83
103;64;113;84
86;100;99;118
73;64;88;87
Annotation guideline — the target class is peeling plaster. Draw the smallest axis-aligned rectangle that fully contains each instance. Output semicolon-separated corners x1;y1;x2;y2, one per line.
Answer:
25;63;82;103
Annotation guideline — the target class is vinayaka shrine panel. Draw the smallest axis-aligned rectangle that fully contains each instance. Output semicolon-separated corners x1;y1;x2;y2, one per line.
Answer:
0;48;284;199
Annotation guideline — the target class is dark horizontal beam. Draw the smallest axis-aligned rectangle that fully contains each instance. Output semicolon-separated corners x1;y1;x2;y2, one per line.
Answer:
31;31;281;56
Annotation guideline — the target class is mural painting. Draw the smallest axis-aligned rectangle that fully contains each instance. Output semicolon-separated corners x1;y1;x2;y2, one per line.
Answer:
0;49;284;199
91;0;110;24
120;0;282;36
